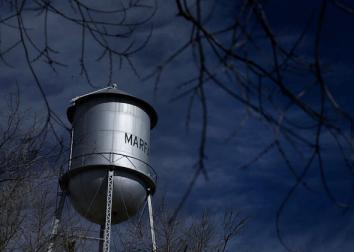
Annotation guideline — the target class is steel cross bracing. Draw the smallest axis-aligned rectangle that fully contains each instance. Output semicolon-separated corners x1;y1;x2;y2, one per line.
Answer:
103;170;114;252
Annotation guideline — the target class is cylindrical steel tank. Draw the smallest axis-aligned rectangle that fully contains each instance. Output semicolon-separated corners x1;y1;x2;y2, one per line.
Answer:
60;86;157;225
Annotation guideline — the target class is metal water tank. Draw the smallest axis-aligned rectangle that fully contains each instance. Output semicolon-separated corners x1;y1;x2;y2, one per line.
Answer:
60;86;157;225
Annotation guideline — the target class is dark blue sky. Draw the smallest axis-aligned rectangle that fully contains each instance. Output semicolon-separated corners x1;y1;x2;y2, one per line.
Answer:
1;0;354;251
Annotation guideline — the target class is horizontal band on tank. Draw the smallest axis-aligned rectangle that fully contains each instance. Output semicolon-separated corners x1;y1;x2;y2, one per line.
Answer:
66;87;158;128
60;164;156;195
69;151;154;173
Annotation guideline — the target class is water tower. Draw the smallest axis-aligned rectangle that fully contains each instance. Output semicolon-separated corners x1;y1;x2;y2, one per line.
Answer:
48;85;158;252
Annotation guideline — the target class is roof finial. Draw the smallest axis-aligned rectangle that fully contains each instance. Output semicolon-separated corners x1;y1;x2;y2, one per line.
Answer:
111;82;118;89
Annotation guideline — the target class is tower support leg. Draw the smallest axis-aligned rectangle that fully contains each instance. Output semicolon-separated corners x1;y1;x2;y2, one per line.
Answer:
47;191;66;252
147;192;157;252
102;170;114;252
98;225;105;252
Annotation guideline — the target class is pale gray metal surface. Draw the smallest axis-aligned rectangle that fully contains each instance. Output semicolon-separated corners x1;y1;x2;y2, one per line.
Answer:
67;86;157;128
70;97;152;177
60;86;157;225
65;169;148;224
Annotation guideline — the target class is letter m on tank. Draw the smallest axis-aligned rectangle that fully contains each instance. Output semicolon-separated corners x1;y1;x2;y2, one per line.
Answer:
125;133;149;155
